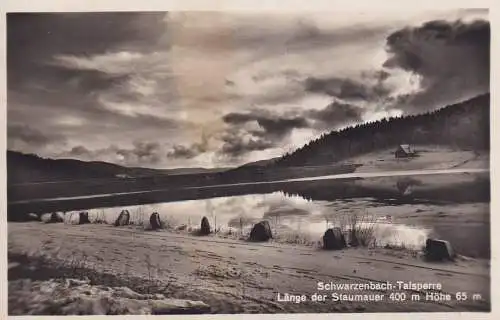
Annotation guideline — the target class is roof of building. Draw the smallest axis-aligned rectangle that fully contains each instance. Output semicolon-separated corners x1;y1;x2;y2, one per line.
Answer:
397;144;414;154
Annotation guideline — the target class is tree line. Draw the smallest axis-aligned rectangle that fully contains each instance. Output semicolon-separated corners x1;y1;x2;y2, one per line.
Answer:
276;93;490;167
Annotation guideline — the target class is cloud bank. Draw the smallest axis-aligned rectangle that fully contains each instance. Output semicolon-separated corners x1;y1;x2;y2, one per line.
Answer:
7;10;489;168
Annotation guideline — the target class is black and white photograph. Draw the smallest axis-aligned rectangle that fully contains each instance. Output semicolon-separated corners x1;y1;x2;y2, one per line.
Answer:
5;6;492;316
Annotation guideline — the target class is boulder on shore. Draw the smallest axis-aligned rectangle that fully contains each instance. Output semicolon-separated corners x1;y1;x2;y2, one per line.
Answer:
425;238;455;261
200;216;211;235
114;210;130;227
79;211;91;224
323;227;347;250
150;212;162;230
249;220;273;242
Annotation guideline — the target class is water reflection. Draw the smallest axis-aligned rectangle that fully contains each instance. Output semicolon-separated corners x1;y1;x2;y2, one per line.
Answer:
17;173;491;258
86;192;428;252
281;172;489;204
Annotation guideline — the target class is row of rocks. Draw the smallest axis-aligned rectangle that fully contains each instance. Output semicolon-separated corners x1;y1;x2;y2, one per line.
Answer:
38;212;91;225
198;216;273;242
35;210;456;262
34;210;163;230
321;227;456;262
198;219;455;263
113;210;162;230
36;210;159;228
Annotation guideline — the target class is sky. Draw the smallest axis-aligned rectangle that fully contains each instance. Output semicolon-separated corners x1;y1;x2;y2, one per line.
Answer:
7;9;489;169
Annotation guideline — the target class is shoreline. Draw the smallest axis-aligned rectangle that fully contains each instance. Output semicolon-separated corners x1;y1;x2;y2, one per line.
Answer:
10;168;488;205
8;222;490;314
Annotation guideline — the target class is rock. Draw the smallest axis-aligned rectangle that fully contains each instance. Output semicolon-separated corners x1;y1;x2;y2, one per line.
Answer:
200;216;210;235
425;238;455;261
64;211;91;225
323;227;347;250
79;212;91;224
249;220;273;242
149;212;162;230
41;212;64;224
114;210;130;227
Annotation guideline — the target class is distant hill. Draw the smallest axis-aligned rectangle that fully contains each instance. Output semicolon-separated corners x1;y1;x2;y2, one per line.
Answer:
6;151;230;184
275;93;490;167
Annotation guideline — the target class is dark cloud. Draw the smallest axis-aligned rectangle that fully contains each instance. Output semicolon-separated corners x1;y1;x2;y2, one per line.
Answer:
219;100;367;158
383;19;490;112
7;12;166;88
66;145;92;157
49;66;131;93
223;111;308;137
7;12;180;158
304;76;390;101
7;124;66;148
307;101;364;129
219;130;275;158
224;101;363;132
303;19;491;120
219;110;309;158
385;19;489;72
305;19;490;115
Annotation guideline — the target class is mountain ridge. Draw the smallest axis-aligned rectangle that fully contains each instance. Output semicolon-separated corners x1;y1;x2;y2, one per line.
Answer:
6;151;230;184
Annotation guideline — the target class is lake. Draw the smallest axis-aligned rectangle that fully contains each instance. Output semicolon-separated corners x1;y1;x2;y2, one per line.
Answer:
62;172;490;259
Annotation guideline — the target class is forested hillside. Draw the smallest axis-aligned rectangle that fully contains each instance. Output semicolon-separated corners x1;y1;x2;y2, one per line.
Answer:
275;93;489;167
